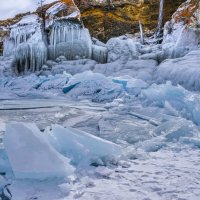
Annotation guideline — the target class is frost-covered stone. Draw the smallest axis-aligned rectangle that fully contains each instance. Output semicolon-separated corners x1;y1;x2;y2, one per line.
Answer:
162;0;200;58
51;59;96;75
45;0;80;28
106;37;140;62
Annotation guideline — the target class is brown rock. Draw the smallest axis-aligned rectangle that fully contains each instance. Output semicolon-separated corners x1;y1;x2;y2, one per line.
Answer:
80;0;185;42
172;0;199;25
0;0;186;53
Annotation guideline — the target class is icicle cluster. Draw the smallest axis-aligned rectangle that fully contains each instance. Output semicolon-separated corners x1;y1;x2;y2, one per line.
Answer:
92;45;108;63
3;14;108;75
4;15;47;74
12;42;47;74
48;20;92;60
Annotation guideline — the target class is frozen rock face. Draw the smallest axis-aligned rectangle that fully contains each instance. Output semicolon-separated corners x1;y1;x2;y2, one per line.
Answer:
106;37;140;62
2;0;99;74
48;20;92;60
0;27;7;55
162;0;200;58
45;0;81;28
3;14;47;75
45;1;94;62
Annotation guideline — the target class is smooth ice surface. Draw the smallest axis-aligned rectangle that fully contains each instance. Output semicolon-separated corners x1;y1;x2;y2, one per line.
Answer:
4;122;74;179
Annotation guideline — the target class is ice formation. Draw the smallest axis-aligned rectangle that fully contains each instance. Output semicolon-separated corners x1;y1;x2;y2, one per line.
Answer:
2;9;108;75
162;0;200;58
45;125;122;165
139;20;144;44
140;82;200;126
62;71;123;102
3;121;122;179
4;15;47;74
4;122;74;179
155;50;200;91
106;37;140;62
48;20;92;60
92;45;108;63
155;0;165;37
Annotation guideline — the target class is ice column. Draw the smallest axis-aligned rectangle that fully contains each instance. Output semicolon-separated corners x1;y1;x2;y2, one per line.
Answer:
155;0;165;37
139;20;144;44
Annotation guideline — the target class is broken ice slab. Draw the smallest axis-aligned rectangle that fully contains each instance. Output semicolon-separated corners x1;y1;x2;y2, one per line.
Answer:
46;124;123;166
4;122;74;180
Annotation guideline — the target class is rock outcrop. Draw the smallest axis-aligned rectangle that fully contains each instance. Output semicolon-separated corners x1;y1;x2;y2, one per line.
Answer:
0;0;186;45
163;0;200;58
79;0;185;41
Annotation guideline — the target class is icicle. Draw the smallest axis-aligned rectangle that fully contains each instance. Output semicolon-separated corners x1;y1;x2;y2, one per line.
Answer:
48;20;92;60
92;45;108;63
139;20;144;44
4;15;48;74
155;0;165;37
12;42;47;75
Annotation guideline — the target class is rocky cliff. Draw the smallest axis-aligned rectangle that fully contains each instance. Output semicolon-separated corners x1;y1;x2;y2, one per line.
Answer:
0;0;194;56
0;0;80;56
163;0;200;58
79;0;185;41
0;0;185;39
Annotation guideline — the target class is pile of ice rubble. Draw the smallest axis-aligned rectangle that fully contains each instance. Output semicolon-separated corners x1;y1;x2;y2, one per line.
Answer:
1;122;122;180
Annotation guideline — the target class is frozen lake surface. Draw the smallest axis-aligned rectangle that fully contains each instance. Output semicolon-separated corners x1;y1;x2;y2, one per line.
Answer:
0;98;200;200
